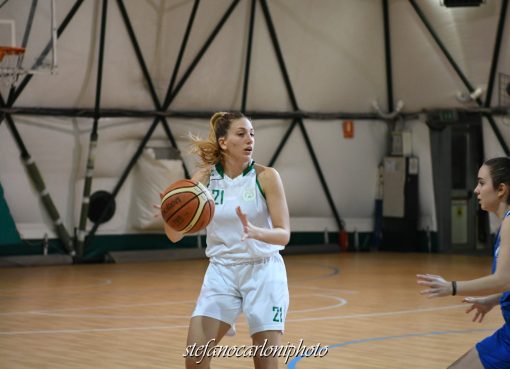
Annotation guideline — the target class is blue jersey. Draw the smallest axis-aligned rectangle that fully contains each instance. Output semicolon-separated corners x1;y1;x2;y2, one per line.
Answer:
476;209;510;369
492;209;510;320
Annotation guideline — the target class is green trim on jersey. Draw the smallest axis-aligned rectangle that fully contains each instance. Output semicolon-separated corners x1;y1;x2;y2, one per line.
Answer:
256;177;266;199
215;162;224;177
213;159;264;197
215;160;254;178
243;160;255;176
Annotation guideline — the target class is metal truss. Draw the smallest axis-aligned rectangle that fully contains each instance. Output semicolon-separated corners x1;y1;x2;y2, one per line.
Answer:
0;0;508;259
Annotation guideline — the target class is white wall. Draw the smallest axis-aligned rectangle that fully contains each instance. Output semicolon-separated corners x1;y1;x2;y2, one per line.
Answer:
0;115;435;237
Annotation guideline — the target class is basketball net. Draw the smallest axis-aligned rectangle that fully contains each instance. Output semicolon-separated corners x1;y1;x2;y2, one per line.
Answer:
0;46;26;89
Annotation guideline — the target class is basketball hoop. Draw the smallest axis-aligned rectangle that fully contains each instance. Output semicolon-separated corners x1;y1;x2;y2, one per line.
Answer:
0;46;26;88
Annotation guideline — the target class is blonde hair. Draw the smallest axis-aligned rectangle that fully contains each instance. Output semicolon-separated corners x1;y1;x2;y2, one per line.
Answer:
190;112;246;166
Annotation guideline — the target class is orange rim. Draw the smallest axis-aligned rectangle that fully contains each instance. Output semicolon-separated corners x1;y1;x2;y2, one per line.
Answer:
0;46;26;55
0;46;25;62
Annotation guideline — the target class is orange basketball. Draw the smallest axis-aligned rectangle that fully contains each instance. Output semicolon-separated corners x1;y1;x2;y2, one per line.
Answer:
160;179;215;234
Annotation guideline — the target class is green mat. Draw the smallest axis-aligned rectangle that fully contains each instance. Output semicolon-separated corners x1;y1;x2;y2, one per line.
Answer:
0;183;21;245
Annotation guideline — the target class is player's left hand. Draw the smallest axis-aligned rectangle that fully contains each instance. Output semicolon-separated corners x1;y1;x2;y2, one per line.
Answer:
416;274;452;298
236;206;260;241
463;296;495;323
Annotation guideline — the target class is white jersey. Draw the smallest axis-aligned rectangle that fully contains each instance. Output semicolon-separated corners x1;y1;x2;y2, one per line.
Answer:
205;161;284;263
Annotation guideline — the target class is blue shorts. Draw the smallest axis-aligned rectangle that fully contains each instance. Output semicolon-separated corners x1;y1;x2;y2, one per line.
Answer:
476;320;510;369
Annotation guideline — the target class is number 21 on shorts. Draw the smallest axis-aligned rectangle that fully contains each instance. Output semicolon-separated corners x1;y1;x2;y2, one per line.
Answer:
272;306;283;322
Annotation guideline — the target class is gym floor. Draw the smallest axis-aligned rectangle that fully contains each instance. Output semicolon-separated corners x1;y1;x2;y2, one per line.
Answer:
0;252;500;368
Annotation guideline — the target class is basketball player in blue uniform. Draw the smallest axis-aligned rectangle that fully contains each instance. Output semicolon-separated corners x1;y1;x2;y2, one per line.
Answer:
164;112;290;369
417;157;510;368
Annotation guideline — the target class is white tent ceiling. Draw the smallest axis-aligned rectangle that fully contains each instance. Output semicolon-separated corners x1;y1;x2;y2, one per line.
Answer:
0;0;509;253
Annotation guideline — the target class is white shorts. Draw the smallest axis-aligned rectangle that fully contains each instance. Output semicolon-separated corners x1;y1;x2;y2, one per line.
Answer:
192;253;289;336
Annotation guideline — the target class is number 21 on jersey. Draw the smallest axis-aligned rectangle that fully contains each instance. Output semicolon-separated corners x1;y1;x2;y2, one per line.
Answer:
212;189;224;205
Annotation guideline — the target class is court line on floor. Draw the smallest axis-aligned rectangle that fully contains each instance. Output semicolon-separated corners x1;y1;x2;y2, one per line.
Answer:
0;300;197;316
0;260;338;303
289;294;347;313
0;303;467;336
287;327;496;368
0;279;113;293
0;293;346;320
286;303;466;323
288;261;340;282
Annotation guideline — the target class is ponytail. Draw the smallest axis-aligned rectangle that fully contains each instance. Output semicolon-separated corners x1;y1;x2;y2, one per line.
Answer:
191;112;246;166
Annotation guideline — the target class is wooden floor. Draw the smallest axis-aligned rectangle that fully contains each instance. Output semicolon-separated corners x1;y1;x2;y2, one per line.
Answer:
0;252;502;369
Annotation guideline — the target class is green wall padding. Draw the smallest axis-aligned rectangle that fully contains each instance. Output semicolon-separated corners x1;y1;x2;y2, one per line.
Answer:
0;183;21;245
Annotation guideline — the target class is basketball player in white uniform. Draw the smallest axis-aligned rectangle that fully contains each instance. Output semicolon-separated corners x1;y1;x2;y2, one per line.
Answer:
164;112;290;369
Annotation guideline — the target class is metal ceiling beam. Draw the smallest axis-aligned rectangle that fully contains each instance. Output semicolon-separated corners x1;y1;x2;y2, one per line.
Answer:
2;106;508;120
0;0;85;255
241;0;256;113
76;0;109;257
410;0;509;155
382;0;394;114
82;0;201;254
86;0;241;246
259;0;345;232
117;0;194;176
164;0;241;108
484;0;508;108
